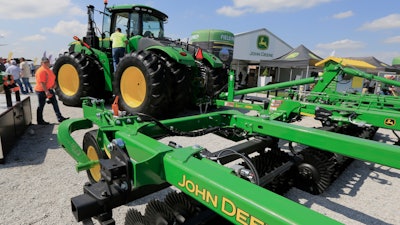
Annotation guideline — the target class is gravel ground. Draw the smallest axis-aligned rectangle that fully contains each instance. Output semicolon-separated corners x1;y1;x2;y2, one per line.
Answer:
0;91;399;225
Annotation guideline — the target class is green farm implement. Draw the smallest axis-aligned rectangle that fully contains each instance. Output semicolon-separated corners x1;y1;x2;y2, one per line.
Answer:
58;97;400;225
213;57;400;194
216;57;400;138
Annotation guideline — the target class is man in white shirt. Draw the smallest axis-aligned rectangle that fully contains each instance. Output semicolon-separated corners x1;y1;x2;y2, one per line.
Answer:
6;60;25;94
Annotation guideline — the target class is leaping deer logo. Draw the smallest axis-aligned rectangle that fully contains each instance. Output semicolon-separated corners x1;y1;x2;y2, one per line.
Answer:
257;35;269;50
384;118;396;126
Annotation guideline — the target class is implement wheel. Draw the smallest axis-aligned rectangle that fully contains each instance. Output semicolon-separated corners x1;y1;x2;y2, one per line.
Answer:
53;52;104;106
114;51;168;118
294;148;335;195
82;130;105;183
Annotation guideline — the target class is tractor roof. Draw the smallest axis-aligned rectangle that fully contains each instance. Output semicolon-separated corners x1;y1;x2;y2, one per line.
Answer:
107;4;168;21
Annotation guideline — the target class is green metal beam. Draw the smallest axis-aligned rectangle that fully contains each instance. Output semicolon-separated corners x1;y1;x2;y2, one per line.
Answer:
219;73;316;101
229;113;400;169
57;118;94;171
164;150;343;225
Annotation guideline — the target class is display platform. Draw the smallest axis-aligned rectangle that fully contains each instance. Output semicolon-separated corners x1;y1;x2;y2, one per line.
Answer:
0;93;32;163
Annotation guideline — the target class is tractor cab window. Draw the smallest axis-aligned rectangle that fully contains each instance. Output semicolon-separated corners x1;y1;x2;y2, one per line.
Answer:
102;12;111;37
129;13;139;37
115;12;129;36
142;14;164;38
101;11;112;49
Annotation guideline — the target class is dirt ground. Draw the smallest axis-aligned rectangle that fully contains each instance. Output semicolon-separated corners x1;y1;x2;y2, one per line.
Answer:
0;89;399;225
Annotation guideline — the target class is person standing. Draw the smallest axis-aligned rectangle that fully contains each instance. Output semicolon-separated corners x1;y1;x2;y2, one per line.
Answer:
110;27;128;69
6;60;26;94
0;57;5;72
4;59;11;69
362;79;371;94
19;57;33;93
30;63;35;76
34;57;68;125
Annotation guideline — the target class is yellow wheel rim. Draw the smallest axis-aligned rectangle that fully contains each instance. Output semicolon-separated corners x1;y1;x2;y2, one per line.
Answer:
120;66;146;108
58;64;80;96
86;145;101;182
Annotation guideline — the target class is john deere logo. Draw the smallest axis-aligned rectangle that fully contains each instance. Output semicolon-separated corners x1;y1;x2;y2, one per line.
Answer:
384;118;395;126
257;35;269;50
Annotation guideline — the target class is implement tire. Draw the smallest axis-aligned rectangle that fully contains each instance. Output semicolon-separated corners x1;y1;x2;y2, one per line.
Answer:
82;130;106;183
113;50;168;118
53;52;104;106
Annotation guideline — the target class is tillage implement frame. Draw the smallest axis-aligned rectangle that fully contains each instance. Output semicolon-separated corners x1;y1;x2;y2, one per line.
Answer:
58;96;400;225
216;57;400;137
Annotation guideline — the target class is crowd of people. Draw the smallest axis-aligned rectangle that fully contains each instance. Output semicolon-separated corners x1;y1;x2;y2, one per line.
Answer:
0;56;68;125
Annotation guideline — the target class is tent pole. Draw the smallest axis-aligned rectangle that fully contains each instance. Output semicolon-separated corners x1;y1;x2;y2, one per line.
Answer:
305;65;310;90
278;68;281;82
306;65;309;78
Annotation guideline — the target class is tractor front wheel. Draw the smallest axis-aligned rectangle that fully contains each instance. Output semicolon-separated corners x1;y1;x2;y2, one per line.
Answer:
113;51;168;118
53;52;104;106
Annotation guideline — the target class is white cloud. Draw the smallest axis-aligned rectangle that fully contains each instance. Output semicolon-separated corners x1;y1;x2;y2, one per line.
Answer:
385;36;400;44
359;14;400;31
217;0;332;16
316;39;365;50
0;30;11;38
68;6;86;16
41;20;87;37
0;0;78;19
333;10;354;19
216;6;249;17
20;34;47;42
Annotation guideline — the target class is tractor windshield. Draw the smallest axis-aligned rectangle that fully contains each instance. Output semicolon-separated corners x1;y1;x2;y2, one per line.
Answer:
142;14;164;38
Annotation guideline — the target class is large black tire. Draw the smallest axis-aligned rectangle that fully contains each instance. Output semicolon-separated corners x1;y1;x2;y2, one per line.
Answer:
113;51;168;118
163;56;191;115
53;52;104;106
196;61;228;99
82;130;106;183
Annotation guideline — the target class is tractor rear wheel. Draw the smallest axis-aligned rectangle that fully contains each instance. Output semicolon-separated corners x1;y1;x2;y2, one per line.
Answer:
53;52;104;106
164;56;191;115
188;62;227;110
197;62;228;98
82;130;106;183
114;51;168;118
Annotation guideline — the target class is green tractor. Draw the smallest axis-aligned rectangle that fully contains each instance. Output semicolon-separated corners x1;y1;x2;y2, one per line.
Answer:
53;3;227;118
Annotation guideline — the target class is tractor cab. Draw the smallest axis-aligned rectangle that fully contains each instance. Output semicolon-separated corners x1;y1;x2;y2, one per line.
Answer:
100;5;168;50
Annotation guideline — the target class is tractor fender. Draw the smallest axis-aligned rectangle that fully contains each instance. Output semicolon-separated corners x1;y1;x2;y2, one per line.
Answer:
129;36;196;66
146;45;196;67
201;51;223;68
69;42;113;92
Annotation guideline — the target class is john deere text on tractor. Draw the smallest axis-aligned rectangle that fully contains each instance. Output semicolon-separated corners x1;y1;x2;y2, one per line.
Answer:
53;3;227;118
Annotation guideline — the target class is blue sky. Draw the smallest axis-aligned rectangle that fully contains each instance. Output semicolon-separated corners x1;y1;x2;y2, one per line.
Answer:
1;0;400;64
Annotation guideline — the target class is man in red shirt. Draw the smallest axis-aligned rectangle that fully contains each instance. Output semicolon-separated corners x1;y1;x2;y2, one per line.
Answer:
34;57;68;125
